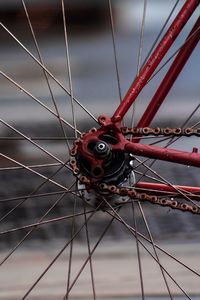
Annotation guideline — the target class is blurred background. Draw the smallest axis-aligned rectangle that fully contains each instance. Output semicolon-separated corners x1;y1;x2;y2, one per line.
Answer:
0;1;200;299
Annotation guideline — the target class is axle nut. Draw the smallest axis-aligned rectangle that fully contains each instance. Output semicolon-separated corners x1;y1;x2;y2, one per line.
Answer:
94;141;111;158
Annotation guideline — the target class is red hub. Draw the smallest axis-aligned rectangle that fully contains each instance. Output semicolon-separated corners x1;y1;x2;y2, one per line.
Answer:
71;115;132;185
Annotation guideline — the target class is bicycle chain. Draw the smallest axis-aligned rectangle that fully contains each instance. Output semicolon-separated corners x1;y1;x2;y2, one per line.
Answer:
69;126;200;215
121;126;200;136
78;175;200;215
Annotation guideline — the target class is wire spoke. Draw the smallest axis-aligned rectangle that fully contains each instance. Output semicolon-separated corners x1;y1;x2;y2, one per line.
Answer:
108;0;122;103
0;71;80;135
0;2;199;299
0;161;73;223
0;118;69;168
21;0;71;153
65;195;77;299
131;202;145;299
136;0;147;76
132;102;200;200
21;208;99;299
0;191;68;266
134;170;166;185
0;162;62;172
130;0;147;133
0;190;67;204
163;102;200;148
133;102;200;189
104;202;192;299
192;119;200;128
134;156;200;209
61;0;78;139
0;152;71;194
106;201;200;278
0;22;98;123
0;210;94;236
0;137;77;141
148;24;200;83
142;0;180;67
0;181;86;271
83;200;96;299
65;210;116;298
137;202;173;299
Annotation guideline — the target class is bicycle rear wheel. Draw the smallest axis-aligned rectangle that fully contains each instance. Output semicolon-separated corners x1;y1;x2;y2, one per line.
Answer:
0;1;200;299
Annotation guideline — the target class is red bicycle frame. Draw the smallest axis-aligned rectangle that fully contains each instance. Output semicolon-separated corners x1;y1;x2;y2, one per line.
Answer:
108;0;200;195
112;0;200;123
78;0;200;197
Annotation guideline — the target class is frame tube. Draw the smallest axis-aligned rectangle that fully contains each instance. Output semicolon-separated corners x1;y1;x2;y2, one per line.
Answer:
137;16;200;129
112;0;199;123
136;182;200;196
125;142;200;168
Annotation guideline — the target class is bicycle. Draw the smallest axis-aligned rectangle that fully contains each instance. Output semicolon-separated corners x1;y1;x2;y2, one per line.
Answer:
0;0;200;299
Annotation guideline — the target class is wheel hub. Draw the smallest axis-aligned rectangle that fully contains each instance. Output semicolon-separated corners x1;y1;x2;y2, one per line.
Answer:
69;118;133;208
74;131;132;185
